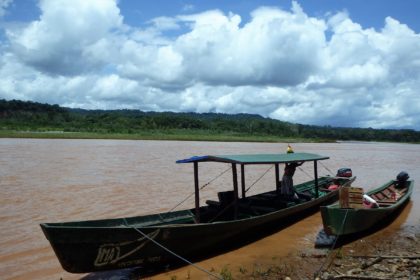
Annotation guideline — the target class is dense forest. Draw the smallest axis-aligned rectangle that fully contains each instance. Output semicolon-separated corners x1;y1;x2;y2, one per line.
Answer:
1;99;419;143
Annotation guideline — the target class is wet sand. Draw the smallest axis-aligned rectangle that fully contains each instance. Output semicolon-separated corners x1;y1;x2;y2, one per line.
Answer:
152;203;418;280
0;139;419;279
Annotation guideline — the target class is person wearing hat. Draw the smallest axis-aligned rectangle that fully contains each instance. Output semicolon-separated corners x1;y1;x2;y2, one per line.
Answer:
281;145;311;201
281;161;303;200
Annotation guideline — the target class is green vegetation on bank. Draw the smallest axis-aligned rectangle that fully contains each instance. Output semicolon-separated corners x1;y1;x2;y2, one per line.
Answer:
0;130;313;143
1;99;419;143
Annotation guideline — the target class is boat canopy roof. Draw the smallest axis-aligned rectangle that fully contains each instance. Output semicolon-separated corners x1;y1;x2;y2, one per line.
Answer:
177;152;329;165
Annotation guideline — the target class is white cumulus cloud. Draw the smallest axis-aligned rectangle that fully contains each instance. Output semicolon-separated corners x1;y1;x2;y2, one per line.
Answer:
0;0;420;130
6;0;122;75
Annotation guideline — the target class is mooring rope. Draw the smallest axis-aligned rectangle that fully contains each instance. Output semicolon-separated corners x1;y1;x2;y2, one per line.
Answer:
165;165;232;214
207;199;237;223
245;165;273;193
208;165;274;223
319;161;335;176
297;166;313;180
122;218;222;280
314;208;350;278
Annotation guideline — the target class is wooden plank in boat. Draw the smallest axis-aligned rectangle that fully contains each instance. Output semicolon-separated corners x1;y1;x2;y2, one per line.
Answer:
388;185;397;192
382;189;392;198
374;192;385;200
378;198;396;204
398;188;408;194
370;194;380;201
389;184;408;194
206;200;220;207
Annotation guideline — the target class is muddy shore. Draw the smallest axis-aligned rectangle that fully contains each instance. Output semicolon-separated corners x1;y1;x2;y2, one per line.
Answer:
145;202;419;280
143;225;419;280
210;225;420;280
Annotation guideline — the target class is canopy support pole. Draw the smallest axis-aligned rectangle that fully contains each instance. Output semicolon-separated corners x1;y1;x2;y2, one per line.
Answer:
241;164;246;198
275;163;280;194
232;163;239;219
314;160;319;198
194;162;200;223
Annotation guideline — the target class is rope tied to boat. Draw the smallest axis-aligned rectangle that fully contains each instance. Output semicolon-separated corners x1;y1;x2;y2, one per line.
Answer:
245;165;273;193
297;160;332;181
163;165;232;215
298;161;334;180
122;218;223;280
207;165;274;223
297;165;313;180
314;208;350;278
319;160;335;176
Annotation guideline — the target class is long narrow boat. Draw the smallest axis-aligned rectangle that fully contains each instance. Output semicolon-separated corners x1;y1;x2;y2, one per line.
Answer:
41;153;354;273
320;176;413;237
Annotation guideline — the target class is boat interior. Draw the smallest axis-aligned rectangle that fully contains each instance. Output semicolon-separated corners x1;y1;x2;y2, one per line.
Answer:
196;176;345;223
44;176;355;229
129;176;353;226
370;181;409;208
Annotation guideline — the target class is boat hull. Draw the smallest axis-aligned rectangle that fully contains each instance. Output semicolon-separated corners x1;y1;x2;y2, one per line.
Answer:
41;188;339;273
320;180;413;236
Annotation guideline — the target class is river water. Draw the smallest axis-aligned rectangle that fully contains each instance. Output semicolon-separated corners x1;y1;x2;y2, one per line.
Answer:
0;139;419;279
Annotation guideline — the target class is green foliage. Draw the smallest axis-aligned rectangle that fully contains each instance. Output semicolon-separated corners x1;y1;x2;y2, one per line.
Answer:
238;265;247;274
220;265;233;280
1;99;419;143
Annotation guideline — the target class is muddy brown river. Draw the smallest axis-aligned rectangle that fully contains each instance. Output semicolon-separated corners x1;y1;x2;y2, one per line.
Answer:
0;139;419;279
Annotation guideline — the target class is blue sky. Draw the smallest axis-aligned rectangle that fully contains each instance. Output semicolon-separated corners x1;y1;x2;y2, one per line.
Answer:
5;1;420;32
4;1;419;31
120;0;420;31
1;0;420;130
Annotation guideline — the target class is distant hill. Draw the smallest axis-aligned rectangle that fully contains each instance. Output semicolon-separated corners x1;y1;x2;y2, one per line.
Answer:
1;99;419;143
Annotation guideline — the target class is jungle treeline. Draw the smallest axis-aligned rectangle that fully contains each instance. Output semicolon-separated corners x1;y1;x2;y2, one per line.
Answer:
1;99;419;143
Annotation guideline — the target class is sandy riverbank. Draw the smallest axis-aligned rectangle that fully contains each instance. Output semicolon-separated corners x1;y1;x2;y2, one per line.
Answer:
213;225;420;280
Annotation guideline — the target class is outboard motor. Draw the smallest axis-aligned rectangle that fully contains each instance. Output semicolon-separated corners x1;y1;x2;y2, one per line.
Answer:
336;168;352;178
396;171;409;189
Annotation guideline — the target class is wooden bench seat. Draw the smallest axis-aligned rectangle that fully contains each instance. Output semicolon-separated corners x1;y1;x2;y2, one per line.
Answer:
378;198;396;204
388;185;397;192
206;200;220;207
372;193;385;200
382;189;392;198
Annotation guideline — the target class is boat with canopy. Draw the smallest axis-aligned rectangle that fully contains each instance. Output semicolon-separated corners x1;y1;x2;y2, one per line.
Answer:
41;152;354;273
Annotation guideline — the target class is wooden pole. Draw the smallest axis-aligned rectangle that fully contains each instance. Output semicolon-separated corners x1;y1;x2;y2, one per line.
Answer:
275;163;280;194
232;163;239;219
241;164;246;198
314;160;319;198
194;162;200;223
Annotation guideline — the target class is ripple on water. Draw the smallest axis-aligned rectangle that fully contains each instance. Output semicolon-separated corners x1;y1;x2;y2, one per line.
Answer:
0;139;419;280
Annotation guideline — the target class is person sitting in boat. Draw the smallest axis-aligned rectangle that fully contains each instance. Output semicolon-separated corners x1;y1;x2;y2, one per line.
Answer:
280;161;311;201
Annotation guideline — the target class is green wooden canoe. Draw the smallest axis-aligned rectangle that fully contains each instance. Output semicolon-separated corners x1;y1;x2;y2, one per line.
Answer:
41;153;354;273
320;179;414;237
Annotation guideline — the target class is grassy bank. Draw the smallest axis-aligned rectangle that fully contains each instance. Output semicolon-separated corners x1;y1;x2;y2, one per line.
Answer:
2;99;420;143
0;129;332;143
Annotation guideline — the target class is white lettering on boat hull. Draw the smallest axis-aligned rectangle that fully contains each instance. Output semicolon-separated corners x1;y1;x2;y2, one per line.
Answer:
94;229;161;267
